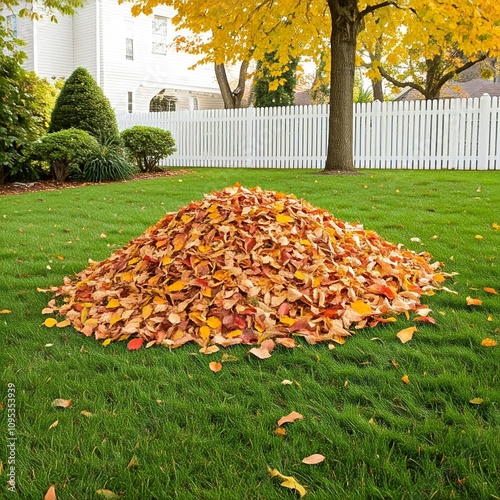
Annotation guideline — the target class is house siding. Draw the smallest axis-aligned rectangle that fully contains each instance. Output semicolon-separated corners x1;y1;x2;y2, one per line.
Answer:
6;0;224;113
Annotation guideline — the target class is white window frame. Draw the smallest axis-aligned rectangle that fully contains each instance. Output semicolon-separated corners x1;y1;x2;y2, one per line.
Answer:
152;16;168;55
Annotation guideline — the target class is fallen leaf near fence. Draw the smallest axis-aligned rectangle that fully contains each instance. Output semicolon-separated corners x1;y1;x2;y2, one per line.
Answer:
42;185;448;350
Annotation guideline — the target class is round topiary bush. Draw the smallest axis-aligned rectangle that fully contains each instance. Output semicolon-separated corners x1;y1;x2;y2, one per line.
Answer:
121;126;176;172
48;67;120;140
30;129;98;181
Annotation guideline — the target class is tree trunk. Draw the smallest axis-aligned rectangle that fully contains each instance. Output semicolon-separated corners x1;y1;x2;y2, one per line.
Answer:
372;79;384;102
324;2;359;172
215;61;249;109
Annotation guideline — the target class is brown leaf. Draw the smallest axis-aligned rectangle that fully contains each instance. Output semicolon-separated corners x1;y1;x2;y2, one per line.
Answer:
301;453;325;465
209;361;222;373
51;398;72;409
44;485;57;500
277;411;303;426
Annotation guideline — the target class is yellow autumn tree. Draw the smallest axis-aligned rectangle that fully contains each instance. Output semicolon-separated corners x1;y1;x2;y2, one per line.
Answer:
359;0;500;99
125;0;500;171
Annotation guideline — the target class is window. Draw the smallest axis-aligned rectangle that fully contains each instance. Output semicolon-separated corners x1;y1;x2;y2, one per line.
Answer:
125;20;134;60
150;93;177;112
127;92;133;113
192;97;199;110
152;16;168;55
6;15;17;38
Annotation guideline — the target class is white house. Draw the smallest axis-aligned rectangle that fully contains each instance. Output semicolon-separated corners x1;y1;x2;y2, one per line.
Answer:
3;1;225;113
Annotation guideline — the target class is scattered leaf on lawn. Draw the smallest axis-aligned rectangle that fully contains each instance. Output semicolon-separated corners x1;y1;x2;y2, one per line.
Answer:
248;346;272;359
302;454;325;465
277;411;304;427
96;490;120;499
0;309;11;314
274;427;287;437
474;235;483;240
492;222;500;230
484;287;497;295
220;353;238;363
51;398;71;409
414;316;436;324
44;485;57;500
469;398;484;405
481;338;497;347
127;338;144;350
396;326;417;343
209;361;222;373
268;467;307;497
466;297;482;306
401;374;410;384
127;456;139;469
48;420;59;430
44;318;58;328
281;379;293;385
80;410;93;417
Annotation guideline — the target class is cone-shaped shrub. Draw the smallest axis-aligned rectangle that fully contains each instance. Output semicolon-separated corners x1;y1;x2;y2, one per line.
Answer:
49;67;119;140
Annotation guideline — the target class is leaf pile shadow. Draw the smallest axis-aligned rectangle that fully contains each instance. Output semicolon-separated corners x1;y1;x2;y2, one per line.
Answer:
43;185;447;349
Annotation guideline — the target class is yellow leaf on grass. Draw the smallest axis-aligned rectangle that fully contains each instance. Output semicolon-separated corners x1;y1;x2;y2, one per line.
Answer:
466;297;482;306
481;338;497;347
44;318;58;328
268;467;307;497
276;213;294;224
396;326;417;343
469;398;484;405
102;338;112;346
48;420;59;430
492;222;499;230
401;374;410;384
96;490;120;499
80;410;93;417
475;234;483;240
0;309;11;314
351;300;372;316
106;299;120;309
207;316;222;329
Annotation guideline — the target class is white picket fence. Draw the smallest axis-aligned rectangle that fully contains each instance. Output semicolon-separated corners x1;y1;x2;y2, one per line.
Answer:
117;94;500;170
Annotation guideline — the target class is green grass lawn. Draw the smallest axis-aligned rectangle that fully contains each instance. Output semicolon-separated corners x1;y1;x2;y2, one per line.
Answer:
1;168;499;499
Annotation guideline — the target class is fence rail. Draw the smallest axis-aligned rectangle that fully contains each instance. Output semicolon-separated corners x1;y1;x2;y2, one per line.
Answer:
117;95;500;170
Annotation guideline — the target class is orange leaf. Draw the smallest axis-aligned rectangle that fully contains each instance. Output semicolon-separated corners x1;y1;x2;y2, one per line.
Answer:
209;361;222;372
277;411;303;426
44;485;57;500
396;326;417;343
276;337;296;348
44;318;58;328
414;316;436;324
484;287;497;295
248;346;272;359
401;374;410;384
481;338;497;347
302;453;325;465
51;398;71;408
127;338;144;350
274;427;287;436
466;297;482;306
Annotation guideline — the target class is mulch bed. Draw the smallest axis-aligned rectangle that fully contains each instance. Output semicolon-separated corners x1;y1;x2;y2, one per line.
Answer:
0;169;190;197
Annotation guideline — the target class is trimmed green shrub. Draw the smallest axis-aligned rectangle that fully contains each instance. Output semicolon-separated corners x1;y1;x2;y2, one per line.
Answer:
121;126;176;172
81;136;135;183
30;129;98;182
49;67;119;140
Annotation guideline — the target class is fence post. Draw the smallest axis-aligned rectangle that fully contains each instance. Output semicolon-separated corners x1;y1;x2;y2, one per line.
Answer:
245;106;255;168
478;94;491;170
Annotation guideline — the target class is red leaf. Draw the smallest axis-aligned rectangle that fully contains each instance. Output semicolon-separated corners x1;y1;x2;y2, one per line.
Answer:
127;338;144;350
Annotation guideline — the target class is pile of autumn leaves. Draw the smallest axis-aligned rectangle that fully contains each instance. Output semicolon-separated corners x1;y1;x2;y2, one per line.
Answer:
43;185;446;350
